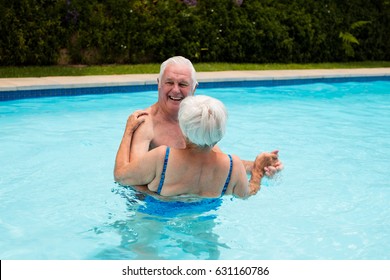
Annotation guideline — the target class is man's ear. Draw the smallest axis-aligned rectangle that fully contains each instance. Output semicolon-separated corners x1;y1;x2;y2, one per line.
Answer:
193;82;199;94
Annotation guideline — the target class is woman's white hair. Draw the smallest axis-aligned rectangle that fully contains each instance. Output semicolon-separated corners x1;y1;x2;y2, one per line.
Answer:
179;95;228;148
159;56;198;92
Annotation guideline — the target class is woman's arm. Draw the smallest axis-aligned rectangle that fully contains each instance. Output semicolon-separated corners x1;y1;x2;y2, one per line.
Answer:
114;111;161;186
114;111;146;177
233;152;280;199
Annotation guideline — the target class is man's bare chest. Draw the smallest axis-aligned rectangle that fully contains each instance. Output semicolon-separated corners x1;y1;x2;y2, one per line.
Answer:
152;121;186;149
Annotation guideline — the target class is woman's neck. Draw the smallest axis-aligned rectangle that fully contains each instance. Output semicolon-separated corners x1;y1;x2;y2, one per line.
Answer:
184;141;213;153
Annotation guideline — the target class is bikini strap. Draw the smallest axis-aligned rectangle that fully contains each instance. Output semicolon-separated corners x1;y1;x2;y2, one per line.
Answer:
157;146;170;195
221;154;233;196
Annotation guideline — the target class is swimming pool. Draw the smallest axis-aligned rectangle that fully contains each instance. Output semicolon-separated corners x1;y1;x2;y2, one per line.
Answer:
0;79;389;260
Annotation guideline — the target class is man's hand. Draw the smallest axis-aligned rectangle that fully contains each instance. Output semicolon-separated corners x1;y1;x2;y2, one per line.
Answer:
256;150;283;178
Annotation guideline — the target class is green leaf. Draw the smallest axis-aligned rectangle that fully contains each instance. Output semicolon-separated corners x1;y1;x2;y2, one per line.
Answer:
351;21;371;30
339;32;360;45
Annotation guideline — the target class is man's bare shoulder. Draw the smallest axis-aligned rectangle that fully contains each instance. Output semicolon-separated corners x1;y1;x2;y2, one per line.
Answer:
133;110;154;140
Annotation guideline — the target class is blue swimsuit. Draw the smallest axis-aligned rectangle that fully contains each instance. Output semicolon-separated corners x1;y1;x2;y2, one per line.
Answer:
136;147;233;217
156;146;233;197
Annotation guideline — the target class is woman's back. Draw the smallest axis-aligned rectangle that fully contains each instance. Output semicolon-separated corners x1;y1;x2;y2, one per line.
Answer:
146;146;241;198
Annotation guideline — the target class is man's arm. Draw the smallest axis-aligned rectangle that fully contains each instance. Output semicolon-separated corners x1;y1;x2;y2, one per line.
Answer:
213;145;283;177
241;159;254;174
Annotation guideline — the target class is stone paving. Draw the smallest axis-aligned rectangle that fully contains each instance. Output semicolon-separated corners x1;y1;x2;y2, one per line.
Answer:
1;68;389;92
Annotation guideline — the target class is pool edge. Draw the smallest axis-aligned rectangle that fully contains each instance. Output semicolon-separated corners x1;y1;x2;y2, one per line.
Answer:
1;69;390;101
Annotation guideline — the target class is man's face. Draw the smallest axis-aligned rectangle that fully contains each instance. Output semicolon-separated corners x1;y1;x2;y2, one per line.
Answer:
158;64;194;113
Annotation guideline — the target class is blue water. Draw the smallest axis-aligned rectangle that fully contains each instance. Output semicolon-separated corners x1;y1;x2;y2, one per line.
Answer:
0;81;389;260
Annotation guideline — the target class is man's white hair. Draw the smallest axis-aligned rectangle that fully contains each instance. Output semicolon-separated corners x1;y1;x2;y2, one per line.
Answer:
159;56;198;92
179;95;227;148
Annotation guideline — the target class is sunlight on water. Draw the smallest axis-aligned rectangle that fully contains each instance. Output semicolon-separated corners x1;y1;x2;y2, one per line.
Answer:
1;81;389;259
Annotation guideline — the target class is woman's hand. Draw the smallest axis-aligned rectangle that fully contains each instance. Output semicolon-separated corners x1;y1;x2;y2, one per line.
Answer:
125;110;148;135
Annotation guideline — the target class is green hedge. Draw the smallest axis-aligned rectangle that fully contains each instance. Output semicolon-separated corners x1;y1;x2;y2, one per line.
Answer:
1;0;389;65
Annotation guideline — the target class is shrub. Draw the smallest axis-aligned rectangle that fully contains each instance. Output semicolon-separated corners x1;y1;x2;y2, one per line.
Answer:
0;0;388;65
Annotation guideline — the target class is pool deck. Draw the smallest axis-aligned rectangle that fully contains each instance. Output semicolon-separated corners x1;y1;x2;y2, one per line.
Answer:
1;68;389;92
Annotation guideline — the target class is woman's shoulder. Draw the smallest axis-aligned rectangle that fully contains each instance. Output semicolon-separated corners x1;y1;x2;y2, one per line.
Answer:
223;153;241;165
229;154;247;178
151;145;170;155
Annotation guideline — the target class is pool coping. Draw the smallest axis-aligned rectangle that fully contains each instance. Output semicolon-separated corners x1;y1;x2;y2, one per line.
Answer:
1;68;390;101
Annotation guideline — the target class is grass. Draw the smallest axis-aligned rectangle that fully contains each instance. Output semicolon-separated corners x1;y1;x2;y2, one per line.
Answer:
0;61;389;78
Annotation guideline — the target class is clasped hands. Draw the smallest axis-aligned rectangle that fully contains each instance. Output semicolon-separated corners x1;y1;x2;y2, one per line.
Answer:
253;150;283;178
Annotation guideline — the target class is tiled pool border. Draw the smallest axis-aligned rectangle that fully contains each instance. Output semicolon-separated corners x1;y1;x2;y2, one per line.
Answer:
1;75;389;101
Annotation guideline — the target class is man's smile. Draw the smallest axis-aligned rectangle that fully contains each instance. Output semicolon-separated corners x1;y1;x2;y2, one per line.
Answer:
168;95;184;101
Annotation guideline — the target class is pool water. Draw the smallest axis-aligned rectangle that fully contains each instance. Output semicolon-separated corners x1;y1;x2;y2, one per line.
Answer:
0;81;389;260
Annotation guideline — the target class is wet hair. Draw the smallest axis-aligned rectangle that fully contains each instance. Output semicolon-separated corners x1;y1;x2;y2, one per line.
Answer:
179;95;227;148
159;56;198;92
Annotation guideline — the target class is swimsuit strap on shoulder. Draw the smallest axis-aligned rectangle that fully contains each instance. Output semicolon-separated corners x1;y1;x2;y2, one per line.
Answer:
221;154;233;196
157;146;170;195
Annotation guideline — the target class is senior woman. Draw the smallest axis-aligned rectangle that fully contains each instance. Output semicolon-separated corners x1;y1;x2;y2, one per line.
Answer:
114;95;278;199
